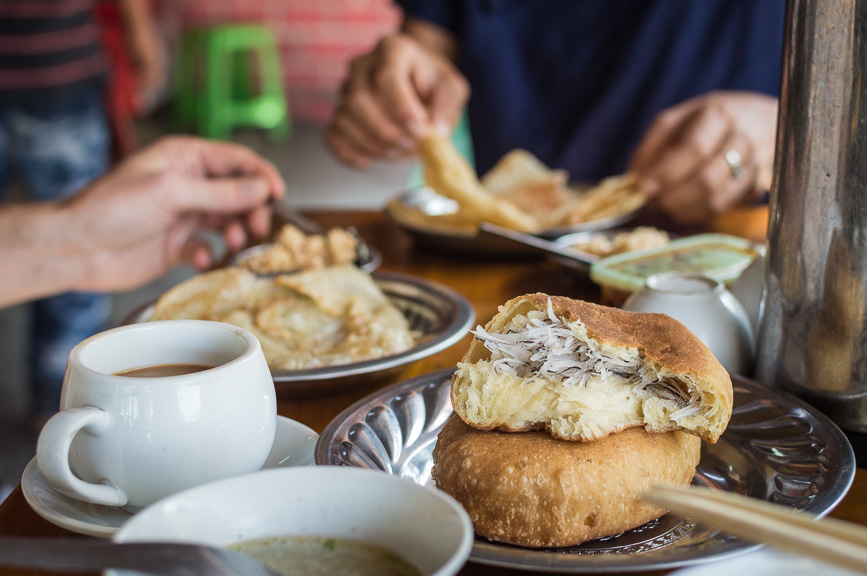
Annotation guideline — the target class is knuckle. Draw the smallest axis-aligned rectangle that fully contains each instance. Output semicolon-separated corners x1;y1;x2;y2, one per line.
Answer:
692;137;716;158
649;110;679;133
371;66;399;91
378;33;411;54
342;90;367;111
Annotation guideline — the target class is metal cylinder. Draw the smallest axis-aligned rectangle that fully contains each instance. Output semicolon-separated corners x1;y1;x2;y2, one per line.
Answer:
755;0;867;431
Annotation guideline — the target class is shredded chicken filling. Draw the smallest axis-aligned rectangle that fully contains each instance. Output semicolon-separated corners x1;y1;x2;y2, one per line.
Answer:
470;299;702;420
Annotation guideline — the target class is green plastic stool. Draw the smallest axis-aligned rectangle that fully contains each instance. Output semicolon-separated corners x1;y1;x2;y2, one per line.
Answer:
173;24;291;141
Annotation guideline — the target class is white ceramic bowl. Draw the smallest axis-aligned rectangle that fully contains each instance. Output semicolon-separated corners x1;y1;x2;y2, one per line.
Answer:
113;466;473;576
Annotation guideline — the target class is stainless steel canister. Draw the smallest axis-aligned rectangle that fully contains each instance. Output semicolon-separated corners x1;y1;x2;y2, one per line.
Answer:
755;0;867;431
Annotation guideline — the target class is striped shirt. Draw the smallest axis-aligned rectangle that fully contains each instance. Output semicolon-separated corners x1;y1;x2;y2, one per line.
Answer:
0;0;107;90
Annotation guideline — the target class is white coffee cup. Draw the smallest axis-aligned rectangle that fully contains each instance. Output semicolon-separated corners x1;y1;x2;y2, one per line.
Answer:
36;320;277;509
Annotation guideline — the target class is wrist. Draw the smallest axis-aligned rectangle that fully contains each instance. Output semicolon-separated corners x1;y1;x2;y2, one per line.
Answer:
0;201;89;306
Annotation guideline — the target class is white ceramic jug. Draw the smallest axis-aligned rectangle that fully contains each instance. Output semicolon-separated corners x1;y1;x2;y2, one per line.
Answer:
732;253;765;337
623;273;754;375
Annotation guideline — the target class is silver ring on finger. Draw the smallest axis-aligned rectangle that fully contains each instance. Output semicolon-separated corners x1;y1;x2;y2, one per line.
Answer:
724;149;743;179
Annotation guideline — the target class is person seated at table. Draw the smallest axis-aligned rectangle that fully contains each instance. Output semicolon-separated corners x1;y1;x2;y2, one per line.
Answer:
325;0;784;226
0;135;285;309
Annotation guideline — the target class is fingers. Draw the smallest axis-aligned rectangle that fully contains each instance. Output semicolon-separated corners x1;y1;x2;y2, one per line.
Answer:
424;69;470;132
651;133;759;224
164;173;275;215
195;140;286;200
373;35;436;137
244;204;274;240
632;100;730;196
325;33;469;168
630;99;702;177
165;216;211;270
631;92;771;224
327;40;422;167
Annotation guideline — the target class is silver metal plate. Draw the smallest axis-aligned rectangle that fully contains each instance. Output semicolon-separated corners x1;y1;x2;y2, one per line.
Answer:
315;369;856;573
122;273;475;398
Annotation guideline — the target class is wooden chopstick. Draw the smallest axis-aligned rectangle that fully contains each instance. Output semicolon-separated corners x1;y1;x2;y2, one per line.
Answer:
643;484;867;575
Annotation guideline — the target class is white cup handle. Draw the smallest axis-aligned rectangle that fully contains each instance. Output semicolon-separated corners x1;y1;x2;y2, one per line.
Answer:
36;407;128;506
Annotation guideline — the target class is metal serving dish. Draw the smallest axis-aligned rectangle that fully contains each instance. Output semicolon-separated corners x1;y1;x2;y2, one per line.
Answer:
123;272;475;398
316;368;855;573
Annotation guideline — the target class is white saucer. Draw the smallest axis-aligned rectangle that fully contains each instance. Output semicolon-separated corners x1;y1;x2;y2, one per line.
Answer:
671;548;862;576
22;416;318;538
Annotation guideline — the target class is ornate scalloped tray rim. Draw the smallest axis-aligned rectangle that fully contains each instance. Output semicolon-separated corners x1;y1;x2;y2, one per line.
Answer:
315;368;856;573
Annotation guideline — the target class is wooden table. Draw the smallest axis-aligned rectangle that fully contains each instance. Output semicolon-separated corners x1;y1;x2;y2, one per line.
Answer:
0;209;864;576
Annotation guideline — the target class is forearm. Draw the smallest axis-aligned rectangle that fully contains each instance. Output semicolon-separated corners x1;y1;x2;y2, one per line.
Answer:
0;202;88;307
117;0;160;67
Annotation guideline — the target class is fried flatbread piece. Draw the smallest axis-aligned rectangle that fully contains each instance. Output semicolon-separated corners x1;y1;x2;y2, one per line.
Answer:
419;134;540;232
433;417;700;548
566;174;647;224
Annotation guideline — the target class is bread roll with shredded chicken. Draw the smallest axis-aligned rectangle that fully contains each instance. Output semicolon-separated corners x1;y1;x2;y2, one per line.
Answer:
452;293;733;443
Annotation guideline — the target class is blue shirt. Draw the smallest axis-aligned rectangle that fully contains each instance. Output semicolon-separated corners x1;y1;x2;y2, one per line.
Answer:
397;0;786;181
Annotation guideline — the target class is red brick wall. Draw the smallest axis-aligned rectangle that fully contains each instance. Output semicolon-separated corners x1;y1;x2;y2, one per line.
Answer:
156;0;402;123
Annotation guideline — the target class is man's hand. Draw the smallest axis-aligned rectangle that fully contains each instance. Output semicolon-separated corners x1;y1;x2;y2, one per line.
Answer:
325;31;469;169
66;136;285;292
629;91;778;224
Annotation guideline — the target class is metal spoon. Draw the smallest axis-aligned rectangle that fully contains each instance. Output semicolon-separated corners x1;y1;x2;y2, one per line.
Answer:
476;222;597;266
0;537;282;576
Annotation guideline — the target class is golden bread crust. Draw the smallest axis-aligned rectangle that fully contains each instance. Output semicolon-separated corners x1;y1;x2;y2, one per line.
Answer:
432;416;701;548
522;293;731;381
452;293;733;443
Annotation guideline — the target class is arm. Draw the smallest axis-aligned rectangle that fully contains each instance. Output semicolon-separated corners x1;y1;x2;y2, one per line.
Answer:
117;0;165;111
0;136;285;308
0;202;84;306
325;17;468;169
629;91;778;224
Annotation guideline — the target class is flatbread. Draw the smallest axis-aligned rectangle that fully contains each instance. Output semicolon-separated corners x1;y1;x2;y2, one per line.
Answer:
409;138;647;234
481;148;568;194
419;134;540;232
149;265;416;371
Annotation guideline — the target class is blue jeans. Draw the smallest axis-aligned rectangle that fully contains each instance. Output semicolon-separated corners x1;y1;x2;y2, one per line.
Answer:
0;81;111;415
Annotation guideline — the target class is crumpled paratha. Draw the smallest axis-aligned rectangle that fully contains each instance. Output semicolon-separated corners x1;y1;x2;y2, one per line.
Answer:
150;265;416;371
409;135;647;233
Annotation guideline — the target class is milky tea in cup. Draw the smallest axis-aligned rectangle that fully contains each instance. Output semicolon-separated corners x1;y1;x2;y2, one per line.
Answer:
36;320;277;509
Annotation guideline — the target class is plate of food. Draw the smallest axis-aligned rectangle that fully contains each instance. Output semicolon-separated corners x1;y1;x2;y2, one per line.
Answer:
386;136;647;256
316;294;855;573
230;223;383;275
124;226;475;398
549;226;674;274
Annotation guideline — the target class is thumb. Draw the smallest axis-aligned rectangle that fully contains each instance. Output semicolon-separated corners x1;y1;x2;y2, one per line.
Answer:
426;74;469;138
167;175;273;215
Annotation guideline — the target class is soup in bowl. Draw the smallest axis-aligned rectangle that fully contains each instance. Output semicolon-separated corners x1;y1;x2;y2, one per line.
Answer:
113;466;473;576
